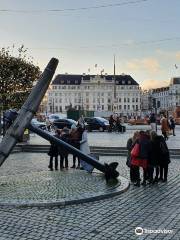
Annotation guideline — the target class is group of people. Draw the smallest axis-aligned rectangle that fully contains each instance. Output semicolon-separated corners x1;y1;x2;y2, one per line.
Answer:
48;121;90;171
109;114;126;133
126;130;170;187
149;113;176;140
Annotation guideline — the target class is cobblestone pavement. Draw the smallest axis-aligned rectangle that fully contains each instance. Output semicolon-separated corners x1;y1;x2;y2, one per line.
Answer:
0;154;128;206
0;153;179;239
7;125;180;149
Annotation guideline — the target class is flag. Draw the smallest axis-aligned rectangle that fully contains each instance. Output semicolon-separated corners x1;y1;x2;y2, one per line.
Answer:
175;64;178;69
95;64;97;68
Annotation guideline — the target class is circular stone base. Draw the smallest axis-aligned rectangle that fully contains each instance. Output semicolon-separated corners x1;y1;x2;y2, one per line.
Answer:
0;170;129;207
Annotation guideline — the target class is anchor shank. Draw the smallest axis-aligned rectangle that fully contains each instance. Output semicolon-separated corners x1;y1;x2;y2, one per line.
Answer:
29;124;106;173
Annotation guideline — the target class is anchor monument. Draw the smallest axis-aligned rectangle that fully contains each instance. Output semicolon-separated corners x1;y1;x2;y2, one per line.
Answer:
0;58;119;181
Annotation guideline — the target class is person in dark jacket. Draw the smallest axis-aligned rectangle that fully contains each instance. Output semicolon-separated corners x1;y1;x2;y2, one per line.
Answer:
169;116;176;136
69;126;84;169
58;128;70;170
158;135;170;182
149;113;156;132
48;129;60;171
149;131;170;182
149;131;161;183
126;131;140;183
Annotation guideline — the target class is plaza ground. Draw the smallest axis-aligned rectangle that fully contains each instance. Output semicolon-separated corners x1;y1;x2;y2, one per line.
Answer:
0;125;179;239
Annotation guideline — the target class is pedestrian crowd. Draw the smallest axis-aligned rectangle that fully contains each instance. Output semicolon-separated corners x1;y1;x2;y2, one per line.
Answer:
126;130;171;187
149;113;176;139
47;118;91;171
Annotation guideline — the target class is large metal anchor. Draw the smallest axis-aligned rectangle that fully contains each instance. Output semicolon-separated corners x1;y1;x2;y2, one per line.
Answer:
0;58;119;181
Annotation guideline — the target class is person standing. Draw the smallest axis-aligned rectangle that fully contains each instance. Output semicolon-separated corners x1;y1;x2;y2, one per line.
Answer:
131;131;151;186
149;131;160;183
47;129;60;171
80;127;94;172
149;113;156;132
126;131;140;183
59;128;69;170
169;116;176;136
158;136;171;182
69;125;84;169
160;114;170;140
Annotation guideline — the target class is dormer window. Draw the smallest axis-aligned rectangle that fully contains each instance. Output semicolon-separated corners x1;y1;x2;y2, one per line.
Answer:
122;80;125;84
128;81;131;84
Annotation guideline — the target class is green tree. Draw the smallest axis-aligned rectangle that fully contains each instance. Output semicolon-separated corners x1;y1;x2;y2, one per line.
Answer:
0;45;41;111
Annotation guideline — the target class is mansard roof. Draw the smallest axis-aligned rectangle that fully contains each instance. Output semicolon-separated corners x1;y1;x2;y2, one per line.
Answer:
152;86;169;93
52;74;138;85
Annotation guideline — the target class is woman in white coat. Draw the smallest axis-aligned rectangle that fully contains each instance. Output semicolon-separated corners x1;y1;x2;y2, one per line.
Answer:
80;127;94;172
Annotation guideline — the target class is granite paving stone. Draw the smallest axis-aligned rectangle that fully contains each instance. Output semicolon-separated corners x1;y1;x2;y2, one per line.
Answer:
0;132;179;239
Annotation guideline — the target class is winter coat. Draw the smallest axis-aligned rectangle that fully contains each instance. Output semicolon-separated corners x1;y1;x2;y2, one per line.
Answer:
126;138;133;167
69;126;84;149
80;130;90;155
149;114;156;123
131;134;151;169
138;134;151;160
161;117;170;132
58;133;69;157
48;134;59;157
150;135;170;166
169;118;175;129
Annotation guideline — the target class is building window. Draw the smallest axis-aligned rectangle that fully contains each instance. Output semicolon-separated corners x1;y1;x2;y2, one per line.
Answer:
124;98;126;103
119;98;121;102
124;105;126;110
136;98;138;102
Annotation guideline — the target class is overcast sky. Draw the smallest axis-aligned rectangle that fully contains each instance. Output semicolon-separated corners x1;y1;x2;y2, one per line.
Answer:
0;0;180;89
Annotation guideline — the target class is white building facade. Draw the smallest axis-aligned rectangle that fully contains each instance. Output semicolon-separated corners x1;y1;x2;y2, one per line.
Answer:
47;74;141;116
141;77;180;115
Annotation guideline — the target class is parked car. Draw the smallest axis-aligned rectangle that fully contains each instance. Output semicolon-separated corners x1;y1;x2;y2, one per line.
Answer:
48;113;66;124
84;117;109;132
31;118;47;130
53;118;77;129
